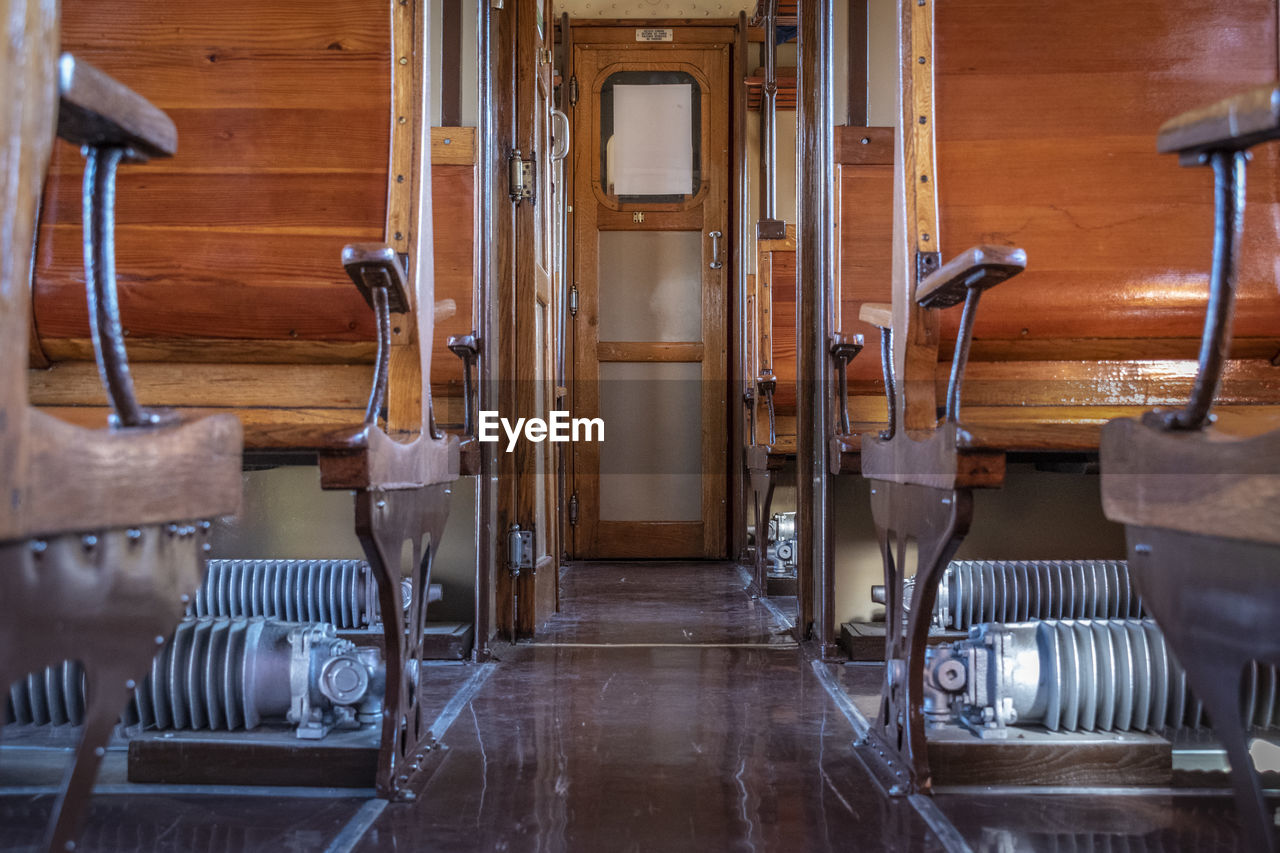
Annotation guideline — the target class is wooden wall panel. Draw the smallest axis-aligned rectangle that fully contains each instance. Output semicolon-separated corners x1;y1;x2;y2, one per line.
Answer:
32;1;477;399
769;250;797;414
34;0;389;354
430;162;476;399
835;160;893;395
934;0;1280;348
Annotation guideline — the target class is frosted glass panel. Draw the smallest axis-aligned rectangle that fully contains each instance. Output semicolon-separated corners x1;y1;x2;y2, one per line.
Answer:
600;71;701;201
598;231;702;342
598;362;701;522
612;85;693;195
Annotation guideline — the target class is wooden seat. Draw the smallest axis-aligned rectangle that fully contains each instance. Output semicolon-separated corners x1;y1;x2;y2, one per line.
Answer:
1102;87;1280;852
842;0;1280;818
29;0;479;450
23;0;467;810
1;38;241;850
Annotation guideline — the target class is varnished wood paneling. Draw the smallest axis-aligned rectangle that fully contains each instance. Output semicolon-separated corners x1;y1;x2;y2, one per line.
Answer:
934;0;1280;346
35;0;392;356
431;161;477;395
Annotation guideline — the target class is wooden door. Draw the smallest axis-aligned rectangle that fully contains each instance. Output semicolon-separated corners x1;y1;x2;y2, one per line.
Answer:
569;27;731;559
511;0;560;634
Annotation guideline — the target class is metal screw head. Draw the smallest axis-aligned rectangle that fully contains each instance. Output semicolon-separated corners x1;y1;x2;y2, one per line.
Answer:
125;679;136;690
30;540;47;554
155;635;166;646
82;535;98;550
127;528;143;541
94;746;105;757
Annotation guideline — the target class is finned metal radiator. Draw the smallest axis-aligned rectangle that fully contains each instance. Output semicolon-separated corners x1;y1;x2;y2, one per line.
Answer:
874;560;1141;631
7;618;383;739
767;512;797;574
192;559;441;629
924;618;1279;734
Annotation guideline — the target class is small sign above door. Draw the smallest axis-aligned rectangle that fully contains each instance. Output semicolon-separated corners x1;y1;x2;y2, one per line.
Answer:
636;28;674;42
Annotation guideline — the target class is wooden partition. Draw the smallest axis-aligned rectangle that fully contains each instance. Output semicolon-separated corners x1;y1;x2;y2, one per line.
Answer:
833;126;894;429
30;0;477;440
748;126;895;454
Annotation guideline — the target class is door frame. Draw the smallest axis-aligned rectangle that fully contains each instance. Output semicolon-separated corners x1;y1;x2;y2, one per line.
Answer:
565;23;737;560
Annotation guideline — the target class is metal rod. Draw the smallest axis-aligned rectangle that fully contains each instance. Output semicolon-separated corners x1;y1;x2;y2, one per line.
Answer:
767;392;777;446
460;348;475;435
1163;149;1247;431
762;0;779;223
364;283;391;426
835;365;849;436
83;145;156;428
880;327;896;439
944;288;981;424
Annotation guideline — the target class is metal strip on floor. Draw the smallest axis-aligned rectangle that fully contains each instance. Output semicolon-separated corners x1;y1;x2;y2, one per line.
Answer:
734;565;798;633
322;662;497;853
809;659;973;853
528;642;798;649
323;798;387;853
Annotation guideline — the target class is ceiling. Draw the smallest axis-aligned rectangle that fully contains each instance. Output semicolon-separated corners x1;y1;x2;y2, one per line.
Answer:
554;0;757;18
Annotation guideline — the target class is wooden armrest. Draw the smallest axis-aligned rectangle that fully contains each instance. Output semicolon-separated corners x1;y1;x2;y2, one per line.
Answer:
859;302;893;329
341;244;411;314
56;54;176;159
915;245;1026;308
1157;83;1280;158
829;332;865;361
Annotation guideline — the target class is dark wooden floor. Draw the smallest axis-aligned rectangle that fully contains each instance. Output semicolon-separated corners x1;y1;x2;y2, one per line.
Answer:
0;562;1270;851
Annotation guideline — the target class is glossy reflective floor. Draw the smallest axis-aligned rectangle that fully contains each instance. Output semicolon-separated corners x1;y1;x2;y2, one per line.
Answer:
1;562;1272;851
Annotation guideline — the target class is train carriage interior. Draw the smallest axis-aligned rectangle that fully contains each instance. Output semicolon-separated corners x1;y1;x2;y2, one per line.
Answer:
2;0;1280;850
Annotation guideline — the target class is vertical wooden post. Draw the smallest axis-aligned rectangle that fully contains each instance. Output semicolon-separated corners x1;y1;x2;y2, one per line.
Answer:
731;13;750;564
796;0;835;651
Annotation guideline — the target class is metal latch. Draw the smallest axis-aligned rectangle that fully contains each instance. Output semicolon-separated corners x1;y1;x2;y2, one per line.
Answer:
569;285;579;317
507;524;534;576
568;493;579;526
569;76;579;106
508;150;535;203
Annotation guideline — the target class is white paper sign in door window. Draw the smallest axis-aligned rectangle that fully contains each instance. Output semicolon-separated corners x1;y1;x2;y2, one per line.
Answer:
610;83;694;196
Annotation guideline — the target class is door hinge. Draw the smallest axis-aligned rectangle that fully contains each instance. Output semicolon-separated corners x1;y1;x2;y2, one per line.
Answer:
569;76;579;106
507;524;534;577
508;149;535;203
568;285;579;317
568;493;579;526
